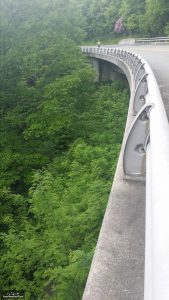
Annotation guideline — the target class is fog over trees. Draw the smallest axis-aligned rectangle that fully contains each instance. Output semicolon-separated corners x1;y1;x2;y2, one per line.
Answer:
0;0;168;299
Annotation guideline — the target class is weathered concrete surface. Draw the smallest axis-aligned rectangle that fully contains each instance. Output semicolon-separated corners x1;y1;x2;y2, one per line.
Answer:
83;55;145;300
118;38;136;45
83;45;169;300
90;56;128;83
83;157;145;300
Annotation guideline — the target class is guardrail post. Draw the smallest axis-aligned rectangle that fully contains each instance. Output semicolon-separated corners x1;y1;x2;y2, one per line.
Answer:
135;63;146;87
133;73;148;114
123;104;153;180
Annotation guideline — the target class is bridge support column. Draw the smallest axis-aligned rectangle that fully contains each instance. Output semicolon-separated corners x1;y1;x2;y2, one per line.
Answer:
99;60;125;82
90;57;100;82
89;58;126;83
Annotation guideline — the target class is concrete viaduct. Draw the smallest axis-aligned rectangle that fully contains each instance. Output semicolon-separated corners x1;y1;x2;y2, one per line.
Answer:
81;43;169;300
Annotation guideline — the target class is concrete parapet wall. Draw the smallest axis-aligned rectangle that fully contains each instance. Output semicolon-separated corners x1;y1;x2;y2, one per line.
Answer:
82;53;145;300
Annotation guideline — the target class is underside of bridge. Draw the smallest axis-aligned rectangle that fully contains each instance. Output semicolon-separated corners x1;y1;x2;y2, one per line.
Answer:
89;57;127;83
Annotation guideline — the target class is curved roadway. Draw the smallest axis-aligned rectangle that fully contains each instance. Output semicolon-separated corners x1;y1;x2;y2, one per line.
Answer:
107;44;169;119
83;44;169;300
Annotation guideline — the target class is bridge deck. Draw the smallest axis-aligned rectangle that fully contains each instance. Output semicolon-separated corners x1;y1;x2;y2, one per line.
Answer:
109;45;169;119
83;45;169;300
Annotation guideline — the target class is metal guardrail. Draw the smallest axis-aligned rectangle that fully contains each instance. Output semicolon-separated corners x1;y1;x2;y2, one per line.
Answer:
82;46;169;300
135;37;169;44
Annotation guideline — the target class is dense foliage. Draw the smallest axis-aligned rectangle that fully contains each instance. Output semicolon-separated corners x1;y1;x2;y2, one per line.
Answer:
1;81;128;299
80;0;169;39
1;0;168;298
0;1;129;299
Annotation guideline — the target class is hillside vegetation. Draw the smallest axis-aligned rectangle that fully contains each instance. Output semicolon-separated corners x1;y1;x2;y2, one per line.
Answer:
80;0;169;39
1;0;168;299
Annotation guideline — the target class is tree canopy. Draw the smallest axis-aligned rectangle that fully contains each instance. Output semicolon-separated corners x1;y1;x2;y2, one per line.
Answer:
79;0;169;38
1;0;168;298
0;1;129;299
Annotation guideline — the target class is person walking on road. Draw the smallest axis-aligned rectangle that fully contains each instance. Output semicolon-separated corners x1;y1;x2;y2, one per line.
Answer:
97;41;101;47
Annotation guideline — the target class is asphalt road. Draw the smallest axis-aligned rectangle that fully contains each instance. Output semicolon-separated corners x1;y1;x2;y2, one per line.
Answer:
106;44;169;119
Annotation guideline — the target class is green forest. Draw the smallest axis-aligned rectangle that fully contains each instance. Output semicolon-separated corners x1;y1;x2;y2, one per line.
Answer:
1;0;169;299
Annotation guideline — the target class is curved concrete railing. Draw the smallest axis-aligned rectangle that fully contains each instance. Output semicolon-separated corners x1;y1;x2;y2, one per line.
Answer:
82;47;169;300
